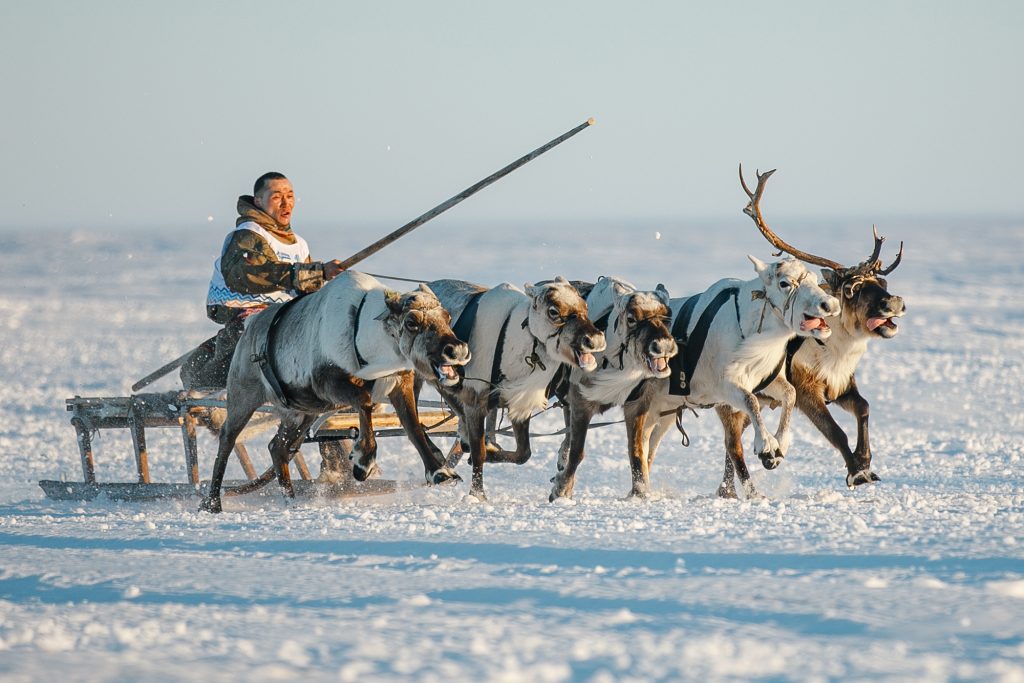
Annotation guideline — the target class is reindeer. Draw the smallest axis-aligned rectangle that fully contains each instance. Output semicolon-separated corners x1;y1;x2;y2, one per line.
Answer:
714;167;905;496
427;277;605;500
551;196;841;501
199;271;470;513
550;277;678;498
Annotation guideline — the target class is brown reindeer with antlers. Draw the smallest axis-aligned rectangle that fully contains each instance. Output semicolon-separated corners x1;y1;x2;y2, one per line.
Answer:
715;166;906;496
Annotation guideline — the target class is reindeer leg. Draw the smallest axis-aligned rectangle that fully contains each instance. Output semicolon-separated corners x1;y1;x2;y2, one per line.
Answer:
200;392;261;513
832;378;879;487
484;408;503;456
715;406;761;499
555;404;571;474
389;374;461;484
794;386;863;486
644;413;673;474
549;392;594;501
317;439;352;485
273;414;320;499
485;417;532;464
465;403;489;499
767;377;795;458
724;383;782;471
624;401;650;499
350;397;380;482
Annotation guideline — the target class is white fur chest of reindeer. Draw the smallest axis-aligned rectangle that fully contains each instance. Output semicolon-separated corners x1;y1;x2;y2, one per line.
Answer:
575;276;677;407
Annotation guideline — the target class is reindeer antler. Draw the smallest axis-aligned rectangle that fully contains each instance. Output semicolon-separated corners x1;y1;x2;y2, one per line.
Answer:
878;240;903;275
739;164;844;270
851;226;903;276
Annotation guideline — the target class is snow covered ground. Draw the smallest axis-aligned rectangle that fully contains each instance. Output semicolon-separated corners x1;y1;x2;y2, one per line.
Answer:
1;215;1022;681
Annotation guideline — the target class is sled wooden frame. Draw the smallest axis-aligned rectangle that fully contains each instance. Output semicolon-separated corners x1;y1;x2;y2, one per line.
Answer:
39;390;460;502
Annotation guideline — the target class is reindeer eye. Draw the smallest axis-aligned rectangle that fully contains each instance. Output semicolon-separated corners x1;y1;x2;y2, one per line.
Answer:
404;316;420;332
547;305;561;320
626;313;637;326
779;279;792;290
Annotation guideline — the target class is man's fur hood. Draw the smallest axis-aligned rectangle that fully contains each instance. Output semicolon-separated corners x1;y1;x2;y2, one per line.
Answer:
236;195;296;244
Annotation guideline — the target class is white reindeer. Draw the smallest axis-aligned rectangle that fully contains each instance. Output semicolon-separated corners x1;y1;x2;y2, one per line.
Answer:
715;171;905;494
549;277;678;499
200;271;470;513
427;277;606;499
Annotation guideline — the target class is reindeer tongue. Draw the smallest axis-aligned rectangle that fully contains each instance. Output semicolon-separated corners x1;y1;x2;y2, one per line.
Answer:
866;317;888;331
439;365;457;380
652;357;668;373
577;352;595;368
800;317;826;331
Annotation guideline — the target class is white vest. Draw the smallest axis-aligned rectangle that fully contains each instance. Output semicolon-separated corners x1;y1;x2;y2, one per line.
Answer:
206;222;312;309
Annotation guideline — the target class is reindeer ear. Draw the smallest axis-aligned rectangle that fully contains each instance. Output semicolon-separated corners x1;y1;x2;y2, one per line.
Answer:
820;268;840;291
524;283;537;297
748;255;769;275
378;290;404;319
554;275;568;284
417;282;437;300
612;280;632;297
655;283;671;306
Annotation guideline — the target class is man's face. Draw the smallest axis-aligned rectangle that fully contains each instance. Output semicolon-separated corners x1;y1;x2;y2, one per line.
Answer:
254;178;295;226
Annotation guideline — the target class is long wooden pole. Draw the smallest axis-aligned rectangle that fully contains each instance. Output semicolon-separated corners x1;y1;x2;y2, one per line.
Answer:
130;118;595;392
337;117;595;271
131;337;216;392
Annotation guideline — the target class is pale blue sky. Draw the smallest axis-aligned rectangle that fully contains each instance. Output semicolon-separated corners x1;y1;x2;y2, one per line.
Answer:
2;1;1021;232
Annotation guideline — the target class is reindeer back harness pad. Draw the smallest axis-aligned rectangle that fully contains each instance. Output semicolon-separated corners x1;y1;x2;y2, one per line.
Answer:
253;295;307;409
668;287;784;397
452;290;485;346
254;291;375;411
452;290;513;409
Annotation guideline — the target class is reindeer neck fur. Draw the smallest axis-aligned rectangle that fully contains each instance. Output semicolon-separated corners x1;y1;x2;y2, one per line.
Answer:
573;311;646;407
575;280;655;407
793;294;870;400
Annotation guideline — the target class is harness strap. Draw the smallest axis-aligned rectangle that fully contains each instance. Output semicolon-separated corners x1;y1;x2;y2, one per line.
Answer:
452;290;485;344
753;354;786;395
252;295;306;409
351;291;370;368
488;312;513;409
669;288;737;396
592;309;615;370
546;365;570;403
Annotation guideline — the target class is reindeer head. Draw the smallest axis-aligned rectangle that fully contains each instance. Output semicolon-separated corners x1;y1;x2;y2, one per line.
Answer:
523;277;606;372
749;255;839;339
740;165;903;340
381;284;471;387
594;277;677;378
819;227;906;339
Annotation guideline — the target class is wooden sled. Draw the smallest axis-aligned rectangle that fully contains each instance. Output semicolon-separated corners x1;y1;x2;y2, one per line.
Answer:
40;390;459;502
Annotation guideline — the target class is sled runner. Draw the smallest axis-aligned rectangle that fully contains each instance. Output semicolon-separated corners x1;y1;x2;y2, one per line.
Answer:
39;390;459;502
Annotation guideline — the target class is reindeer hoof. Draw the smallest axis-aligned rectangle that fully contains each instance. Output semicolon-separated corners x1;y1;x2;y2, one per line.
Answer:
759;450;784;470
847;469;880;488
429;467;462;485
716;484;739;499
199;496;222;514
467;487;487;502
548;478;573;502
353;460;380;482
